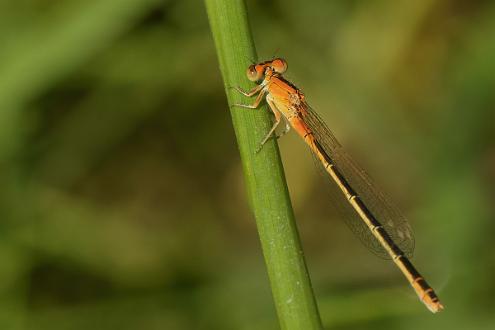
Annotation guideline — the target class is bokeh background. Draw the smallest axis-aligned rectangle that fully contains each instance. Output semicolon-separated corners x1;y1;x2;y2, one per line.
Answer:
1;0;494;329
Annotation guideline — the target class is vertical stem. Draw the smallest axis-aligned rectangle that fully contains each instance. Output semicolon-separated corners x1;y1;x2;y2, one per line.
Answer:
204;0;322;329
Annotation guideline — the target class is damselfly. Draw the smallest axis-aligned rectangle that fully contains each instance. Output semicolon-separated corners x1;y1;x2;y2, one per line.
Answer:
232;58;443;313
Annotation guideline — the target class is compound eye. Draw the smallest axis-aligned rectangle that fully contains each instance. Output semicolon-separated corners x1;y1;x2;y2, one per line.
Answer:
246;65;263;82
271;58;288;74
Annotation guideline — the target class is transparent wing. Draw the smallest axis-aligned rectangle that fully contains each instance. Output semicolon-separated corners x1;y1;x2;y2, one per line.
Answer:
301;103;415;259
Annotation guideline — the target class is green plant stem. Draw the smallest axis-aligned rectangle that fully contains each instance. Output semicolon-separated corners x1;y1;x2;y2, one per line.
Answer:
204;1;322;329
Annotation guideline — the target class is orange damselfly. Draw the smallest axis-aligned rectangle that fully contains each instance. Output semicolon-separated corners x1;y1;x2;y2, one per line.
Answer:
232;58;443;313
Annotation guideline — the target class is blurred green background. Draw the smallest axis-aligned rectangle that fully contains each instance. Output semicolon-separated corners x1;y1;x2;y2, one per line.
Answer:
1;0;494;329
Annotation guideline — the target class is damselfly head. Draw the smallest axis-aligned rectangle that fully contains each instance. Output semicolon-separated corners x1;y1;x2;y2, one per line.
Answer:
246;58;288;82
